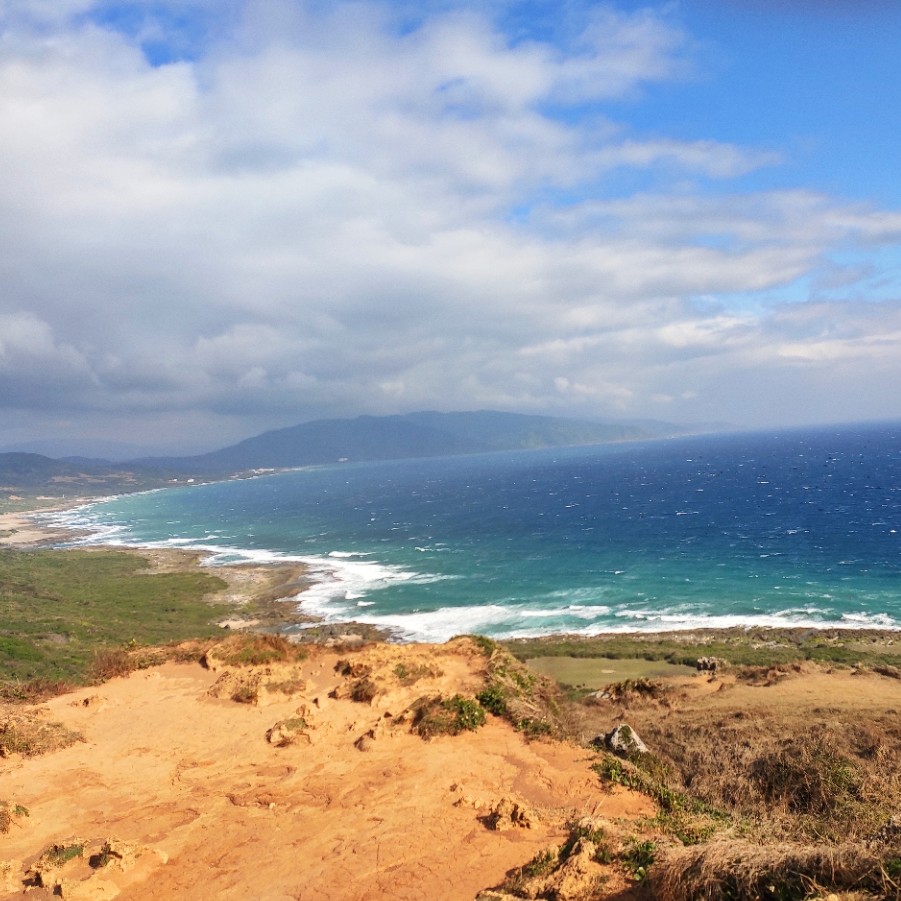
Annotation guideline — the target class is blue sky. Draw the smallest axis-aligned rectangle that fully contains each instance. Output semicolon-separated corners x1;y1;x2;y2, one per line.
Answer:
1;0;901;453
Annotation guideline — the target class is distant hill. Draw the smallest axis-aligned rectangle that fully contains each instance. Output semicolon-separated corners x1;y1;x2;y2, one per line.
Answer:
0;452;172;497
1;411;727;498
132;410;719;475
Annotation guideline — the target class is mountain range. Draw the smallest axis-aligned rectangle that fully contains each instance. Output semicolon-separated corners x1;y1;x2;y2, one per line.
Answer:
0;410;727;495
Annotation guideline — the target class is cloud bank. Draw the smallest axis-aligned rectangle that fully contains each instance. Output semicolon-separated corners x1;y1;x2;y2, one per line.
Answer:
1;0;900;450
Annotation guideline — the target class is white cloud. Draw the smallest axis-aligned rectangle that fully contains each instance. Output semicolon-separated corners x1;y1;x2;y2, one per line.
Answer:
1;0;901;447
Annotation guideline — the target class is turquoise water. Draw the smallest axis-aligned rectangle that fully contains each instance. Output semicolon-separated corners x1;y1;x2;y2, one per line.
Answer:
49;423;901;641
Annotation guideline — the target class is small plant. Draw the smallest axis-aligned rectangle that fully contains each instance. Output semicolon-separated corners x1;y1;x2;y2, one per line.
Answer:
516;717;552;738
89;843;114;869
622;838;657;881
217;634;294;667
523;847;558;877
230;681;260;704
412;694;486;739
476;685;508;716
42;842;86;868
0;801;29;834
560;822;614;863
266;717;308;747
350;678;378;703
393;662;440;685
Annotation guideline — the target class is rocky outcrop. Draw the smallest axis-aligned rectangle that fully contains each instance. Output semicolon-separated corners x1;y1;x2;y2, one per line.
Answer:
603;723;648;756
484;797;537;831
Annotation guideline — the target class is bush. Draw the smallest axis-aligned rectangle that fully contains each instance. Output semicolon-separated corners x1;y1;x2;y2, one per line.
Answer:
476;685;508;716
412;695;486;739
215;634;294;667
0;801;28;834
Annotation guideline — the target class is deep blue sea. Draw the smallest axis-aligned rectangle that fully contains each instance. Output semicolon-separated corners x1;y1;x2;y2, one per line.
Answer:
47;423;901;641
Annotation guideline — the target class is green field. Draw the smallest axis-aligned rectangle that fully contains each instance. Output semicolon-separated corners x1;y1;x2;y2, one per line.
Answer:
0;547;228;687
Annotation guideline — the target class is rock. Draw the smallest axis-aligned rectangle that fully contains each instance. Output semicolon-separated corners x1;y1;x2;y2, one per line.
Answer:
538;838;600;901
696;656;724;672
484;797;536;830
604;723;648;756
89;838;139;871
266;718;310;747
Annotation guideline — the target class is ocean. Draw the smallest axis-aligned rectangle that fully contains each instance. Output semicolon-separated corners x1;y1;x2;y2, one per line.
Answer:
47;422;901;642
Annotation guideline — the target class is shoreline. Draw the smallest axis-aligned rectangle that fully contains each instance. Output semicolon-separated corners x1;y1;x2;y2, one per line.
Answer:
0;501;397;645
4;499;901;659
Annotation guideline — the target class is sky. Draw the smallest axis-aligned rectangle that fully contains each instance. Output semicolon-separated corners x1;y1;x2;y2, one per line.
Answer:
2;0;901;455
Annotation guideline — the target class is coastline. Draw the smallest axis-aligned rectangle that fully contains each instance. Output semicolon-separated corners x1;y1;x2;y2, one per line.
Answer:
4;498;901;662
0;500;394;644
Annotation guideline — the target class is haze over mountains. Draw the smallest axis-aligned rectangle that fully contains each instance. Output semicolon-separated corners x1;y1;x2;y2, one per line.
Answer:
0;410;726;495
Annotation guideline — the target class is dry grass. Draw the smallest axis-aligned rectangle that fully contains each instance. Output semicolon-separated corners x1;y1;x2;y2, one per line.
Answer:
0;677;75;704
649;839;901;901
88;647;140;683
626;714;901;845
205;633;302;668
0;712;81;757
0;800;29;834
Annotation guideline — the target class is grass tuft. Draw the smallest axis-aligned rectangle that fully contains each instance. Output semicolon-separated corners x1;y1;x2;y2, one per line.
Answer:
412;694;486;739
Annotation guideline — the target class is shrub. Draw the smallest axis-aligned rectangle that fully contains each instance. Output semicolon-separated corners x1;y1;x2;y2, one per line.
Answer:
476;685;508;716
350;677;378;703
622;838;657;881
412;695;486;739
0;801;28;834
216;634;294;667
42;842;85;867
88;647;137;683
0;714;81;757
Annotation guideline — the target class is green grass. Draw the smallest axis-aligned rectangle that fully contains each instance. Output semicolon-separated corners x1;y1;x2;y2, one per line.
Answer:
504;628;901;669
525;655;695;688
0;547;229;686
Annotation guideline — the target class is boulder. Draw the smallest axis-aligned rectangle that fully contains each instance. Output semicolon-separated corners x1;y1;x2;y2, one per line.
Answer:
603;723;648;757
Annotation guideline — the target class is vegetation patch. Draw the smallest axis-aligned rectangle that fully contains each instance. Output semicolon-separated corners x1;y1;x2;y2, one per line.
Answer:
648;839;901;901
209;633;300;667
266;716;308;747
0;547;229;689
479;645;569;739
0;800;29;834
504;628;901;670
0;712;81;757
592;678;669;705
412;694;486;739
393;661;442;685
41;841;86;868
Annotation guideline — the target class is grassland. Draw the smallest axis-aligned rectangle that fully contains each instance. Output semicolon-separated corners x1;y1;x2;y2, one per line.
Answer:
0;546;229;690
506;627;901;670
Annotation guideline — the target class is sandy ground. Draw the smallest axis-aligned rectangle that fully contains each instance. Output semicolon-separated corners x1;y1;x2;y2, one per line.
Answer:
0;640;652;900
0;509;86;548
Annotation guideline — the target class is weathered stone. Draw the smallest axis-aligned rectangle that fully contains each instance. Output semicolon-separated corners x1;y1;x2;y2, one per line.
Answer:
484;797;536;830
604;723;648;756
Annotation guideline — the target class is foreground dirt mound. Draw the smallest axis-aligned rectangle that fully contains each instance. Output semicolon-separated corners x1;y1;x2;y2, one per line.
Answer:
0;639;651;900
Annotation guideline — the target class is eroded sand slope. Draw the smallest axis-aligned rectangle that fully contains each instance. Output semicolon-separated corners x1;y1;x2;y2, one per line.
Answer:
0;639;649;900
